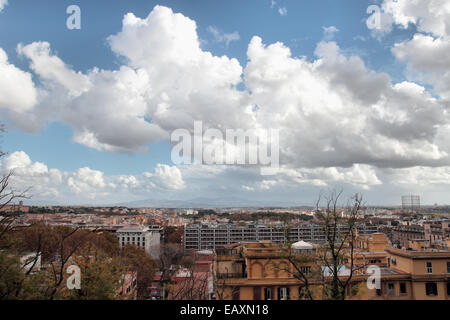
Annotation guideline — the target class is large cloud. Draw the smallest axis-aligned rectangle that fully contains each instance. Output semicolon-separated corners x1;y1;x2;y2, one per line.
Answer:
0;151;386;203
2;4;450;202
381;0;450;37
375;0;450;99
245;37;448;168
0;0;7;12
0;151;187;202
0;48;37;113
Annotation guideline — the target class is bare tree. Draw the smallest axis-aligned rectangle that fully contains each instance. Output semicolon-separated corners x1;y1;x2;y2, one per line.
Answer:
44;226;95;300
157;243;185;299
269;245;318;300
267;190;365;300
213;269;242;300
0;124;31;246
168;254;212;300
315;189;363;300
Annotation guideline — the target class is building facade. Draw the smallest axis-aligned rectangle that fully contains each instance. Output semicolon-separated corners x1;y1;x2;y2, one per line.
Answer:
214;240;450;300
391;225;425;248
424;220;450;248
184;223;378;250
116;225;161;259
386;246;450;300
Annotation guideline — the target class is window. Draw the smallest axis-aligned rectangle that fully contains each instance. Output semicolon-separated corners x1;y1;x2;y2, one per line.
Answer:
370;259;382;264
426;262;433;274
253;287;261;300
447;262;450;273
300;266;311;274
232;287;240;300
400;282;407;295
425;282;438;296
264;287;272;300
447;283;450;296
376;288;382;296
278;287;290;300
387;283;395;295
391;257;397;266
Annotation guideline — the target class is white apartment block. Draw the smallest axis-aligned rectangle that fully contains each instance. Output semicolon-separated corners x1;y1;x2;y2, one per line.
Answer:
117;226;161;259
184;223;379;250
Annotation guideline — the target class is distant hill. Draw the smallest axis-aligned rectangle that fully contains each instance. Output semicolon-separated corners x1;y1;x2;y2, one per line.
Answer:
114;196;303;208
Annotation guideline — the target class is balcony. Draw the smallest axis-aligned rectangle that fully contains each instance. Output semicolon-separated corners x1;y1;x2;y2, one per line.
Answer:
215;272;247;279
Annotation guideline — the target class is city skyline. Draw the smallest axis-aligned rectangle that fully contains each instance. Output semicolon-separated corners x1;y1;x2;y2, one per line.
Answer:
1;0;450;206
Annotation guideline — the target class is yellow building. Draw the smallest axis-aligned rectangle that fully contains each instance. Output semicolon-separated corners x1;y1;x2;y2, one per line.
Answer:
214;241;320;300
353;233;389;269
214;238;450;300
386;245;450;300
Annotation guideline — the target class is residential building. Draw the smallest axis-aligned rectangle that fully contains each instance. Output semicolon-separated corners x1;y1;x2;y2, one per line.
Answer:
117;272;137;299
391;225;425;248
213;240;450;300
424;220;450;248
184;223;378;250
354;233;389;269
386;245;450;300
116;225;161;259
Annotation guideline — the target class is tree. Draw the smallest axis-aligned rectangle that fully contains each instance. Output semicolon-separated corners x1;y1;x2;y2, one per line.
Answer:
61;250;127;300
0;125;30;249
121;244;157;300
163;226;184;244
267;190;364;300
158;243;185;299
7;224;96;300
315;190;363;300
270;242;320;300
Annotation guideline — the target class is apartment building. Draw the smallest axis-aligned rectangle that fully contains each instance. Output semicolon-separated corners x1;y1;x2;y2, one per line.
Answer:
184;223;378;250
116;225;161;259
354;233;389;268
391;225;425;248
424;220;450;248
213;240;450;300
386;245;450;299
117;272;137;299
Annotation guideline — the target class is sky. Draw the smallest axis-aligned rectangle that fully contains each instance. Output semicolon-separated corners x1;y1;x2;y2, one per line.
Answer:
1;0;450;206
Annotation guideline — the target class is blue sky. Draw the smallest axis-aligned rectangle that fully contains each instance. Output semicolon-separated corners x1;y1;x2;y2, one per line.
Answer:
1;0;449;206
1;0;409;173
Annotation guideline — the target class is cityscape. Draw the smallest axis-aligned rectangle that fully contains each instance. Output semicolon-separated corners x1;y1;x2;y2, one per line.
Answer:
1;196;449;300
1;0;450;307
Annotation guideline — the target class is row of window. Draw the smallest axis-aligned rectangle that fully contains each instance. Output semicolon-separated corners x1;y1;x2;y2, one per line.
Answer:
121;240;146;247
248;287;292;300
424;282;450;296
239;282;450;300
426;261;450;274
376;282;407;296
392;260;450;274
121;236;146;242
376;282;450;297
